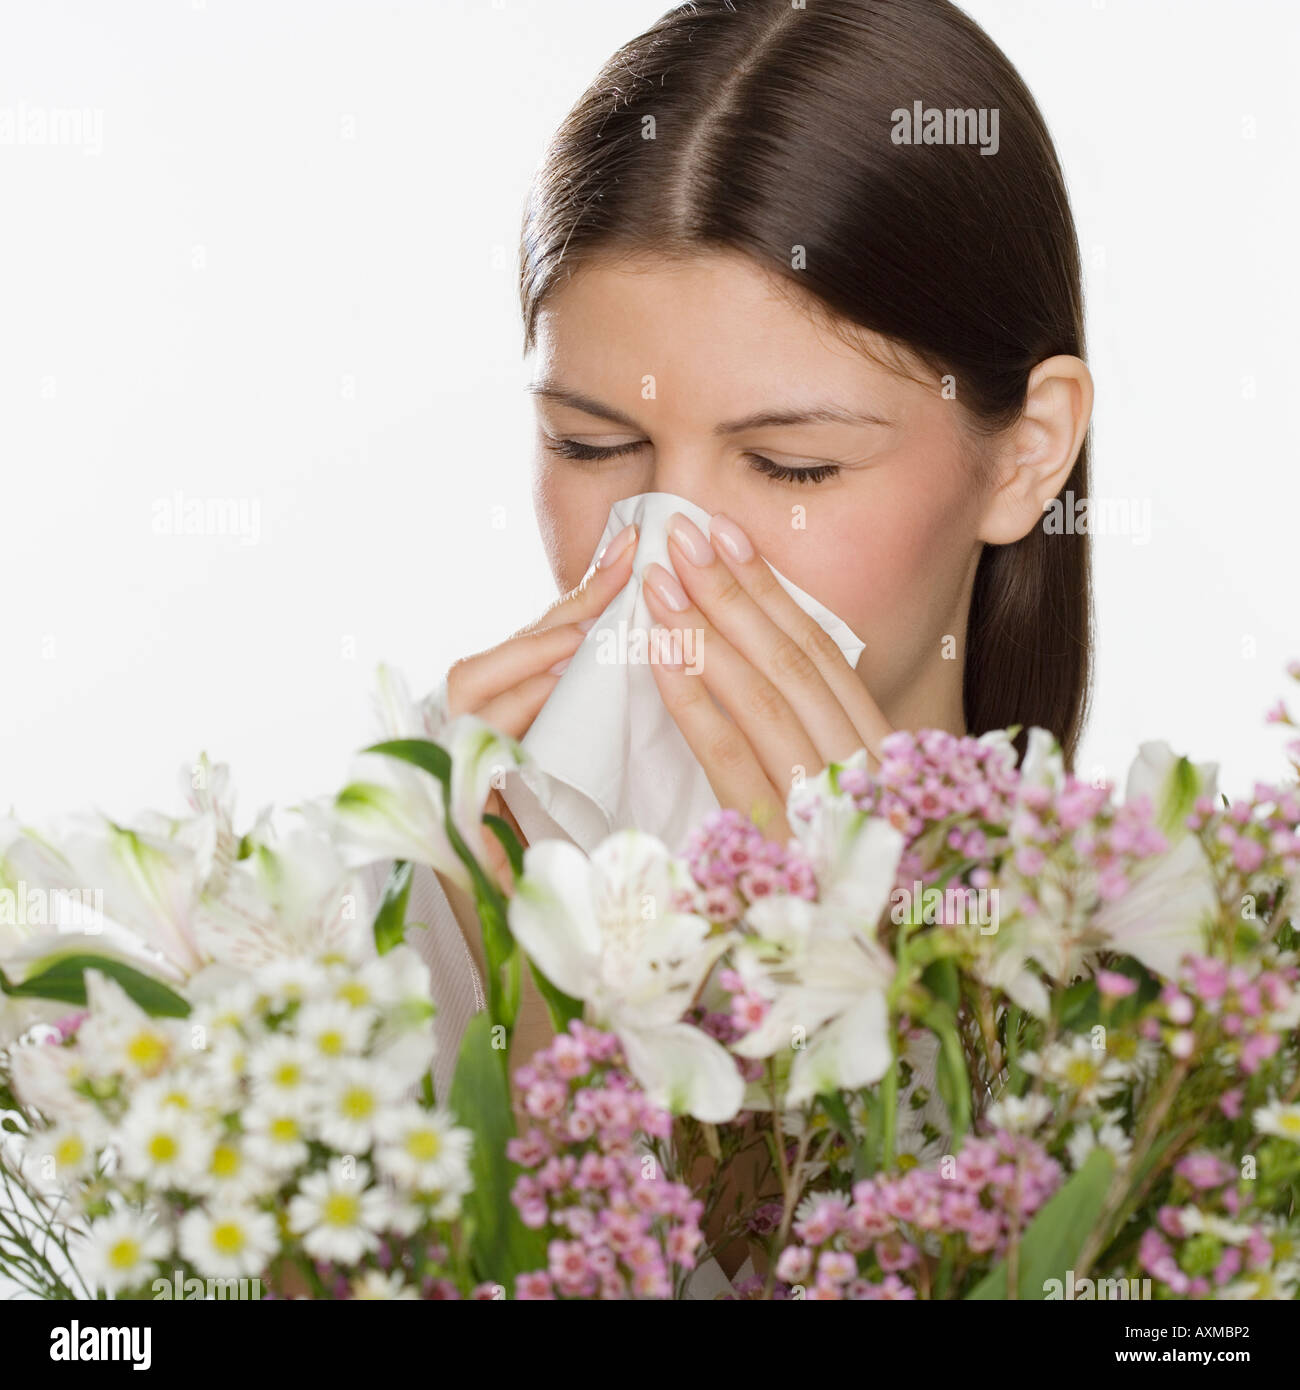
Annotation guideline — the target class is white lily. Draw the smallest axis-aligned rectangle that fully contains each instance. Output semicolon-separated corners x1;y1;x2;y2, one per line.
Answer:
508;831;743;1122
1091;741;1217;977
732;756;904;1107
327;665;527;891
192;824;372;970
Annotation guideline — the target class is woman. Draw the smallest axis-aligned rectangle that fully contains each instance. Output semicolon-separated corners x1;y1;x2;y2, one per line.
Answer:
408;0;1094;1265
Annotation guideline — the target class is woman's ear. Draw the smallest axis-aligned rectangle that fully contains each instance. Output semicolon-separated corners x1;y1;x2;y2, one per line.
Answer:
977;355;1094;545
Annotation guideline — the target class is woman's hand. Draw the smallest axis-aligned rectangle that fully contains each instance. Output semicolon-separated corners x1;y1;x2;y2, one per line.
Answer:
643;512;892;842
439;521;639;886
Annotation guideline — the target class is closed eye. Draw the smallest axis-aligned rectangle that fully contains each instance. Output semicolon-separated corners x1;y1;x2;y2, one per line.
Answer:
544;437;841;485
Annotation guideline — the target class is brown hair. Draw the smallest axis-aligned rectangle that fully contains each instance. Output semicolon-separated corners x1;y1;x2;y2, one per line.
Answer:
518;0;1092;767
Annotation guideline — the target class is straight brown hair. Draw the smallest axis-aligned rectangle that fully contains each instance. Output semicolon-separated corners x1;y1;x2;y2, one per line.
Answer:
519;0;1092;767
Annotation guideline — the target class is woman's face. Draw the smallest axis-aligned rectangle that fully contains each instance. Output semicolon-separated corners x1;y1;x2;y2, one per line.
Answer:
529;250;997;719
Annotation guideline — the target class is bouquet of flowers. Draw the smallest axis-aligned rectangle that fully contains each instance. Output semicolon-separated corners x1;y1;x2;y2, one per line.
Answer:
3;665;1299;1300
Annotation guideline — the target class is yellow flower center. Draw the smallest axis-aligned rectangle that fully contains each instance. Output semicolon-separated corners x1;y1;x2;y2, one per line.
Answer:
317;1031;344;1056
54;1135;85;1167
126;1031;169;1072
405;1129;441;1162
337;981;370;1007
270;1117;299;1143
211;1222;245;1255
273;1062;302;1087
323;1192;359;1226
108;1238;140;1270
148;1133;179;1163
1064;1058;1098;1088
1278;1112;1300;1136
210;1143;241;1178
341;1087;375;1121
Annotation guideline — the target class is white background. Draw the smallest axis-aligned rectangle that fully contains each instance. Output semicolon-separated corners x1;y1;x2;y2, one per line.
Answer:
1;0;1297;830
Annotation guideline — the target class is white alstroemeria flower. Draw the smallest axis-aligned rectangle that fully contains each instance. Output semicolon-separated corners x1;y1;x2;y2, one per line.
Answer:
179;1200;279;1281
287;1157;391;1263
193;826;372;971
326;666;527;892
1126;741;1218;842
25;816;208;977
1088;742;1218;977
732;764;904;1107
996;733;1214;988
509;831;742;1123
79;1203;170;1296
7;1035;99;1126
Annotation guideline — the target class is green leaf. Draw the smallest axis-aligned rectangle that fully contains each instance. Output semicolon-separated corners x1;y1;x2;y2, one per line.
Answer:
372;860;414;956
921;958;960;1014
482;813;525;882
0;955;190;1018
448;1012;546;1288
966;1147;1115;1299
363;737;452;784
920;998;971;1145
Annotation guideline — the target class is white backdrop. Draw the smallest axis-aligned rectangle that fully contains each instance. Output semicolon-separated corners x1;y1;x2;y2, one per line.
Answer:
1;0;1297;830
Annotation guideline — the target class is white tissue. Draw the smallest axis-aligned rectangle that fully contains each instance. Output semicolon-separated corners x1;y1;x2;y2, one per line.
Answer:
500;492;866;855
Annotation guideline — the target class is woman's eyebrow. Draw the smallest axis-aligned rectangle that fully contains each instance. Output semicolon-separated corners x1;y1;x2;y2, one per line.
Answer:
527;382;643;431
528;380;894;434
712;404;895;433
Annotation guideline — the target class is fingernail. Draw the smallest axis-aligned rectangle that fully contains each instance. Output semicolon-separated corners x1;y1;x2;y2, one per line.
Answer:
667;512;714;566
548;655;572;675
577;618;596;632
709;514;754;563
594;522;636;571
644;562;689;612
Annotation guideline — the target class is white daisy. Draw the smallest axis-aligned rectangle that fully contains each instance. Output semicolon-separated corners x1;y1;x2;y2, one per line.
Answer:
350;1268;419;1300
1176;1206;1254;1245
178;1200;279;1280
24;1121;101;1191
117;1096;209;1189
287;1158;391;1263
1066;1118;1132;1171
1252;1101;1300;1143
1219;1262;1300;1300
189;1131;274;1202
79;1204;170;1296
256;956;331;1011
243;1099;310;1173
296;999;375;1065
316;1058;404;1153
1021;1036;1129;1105
247;1034;319;1115
985;1093;1052;1134
374;1105;472;1191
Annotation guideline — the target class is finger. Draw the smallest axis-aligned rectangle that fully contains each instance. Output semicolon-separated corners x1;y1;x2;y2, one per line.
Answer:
474;670;564;741
648;635;791;842
703;512;894;762
667;514;864;767
514;522;639;638
446;624;587;719
643;562;819;799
